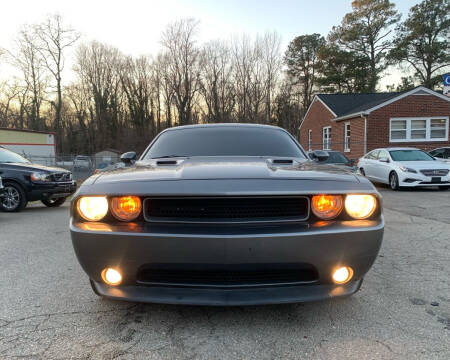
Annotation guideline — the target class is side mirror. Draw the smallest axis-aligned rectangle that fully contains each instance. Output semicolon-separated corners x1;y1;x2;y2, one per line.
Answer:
311;150;329;162
120;151;137;166
379;158;389;163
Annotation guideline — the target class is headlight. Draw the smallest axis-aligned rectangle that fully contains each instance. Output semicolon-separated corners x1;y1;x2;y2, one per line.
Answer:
311;194;343;220
399;166;417;173
30;172;50;182
110;196;141;221
77;196;108;221
345;194;377;219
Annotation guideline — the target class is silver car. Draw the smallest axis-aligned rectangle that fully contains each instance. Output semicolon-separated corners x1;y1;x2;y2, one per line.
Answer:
0;176;4;200
70;124;384;305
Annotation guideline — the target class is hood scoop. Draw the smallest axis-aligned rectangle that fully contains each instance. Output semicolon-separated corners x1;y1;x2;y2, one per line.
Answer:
156;160;179;166
271;159;294;165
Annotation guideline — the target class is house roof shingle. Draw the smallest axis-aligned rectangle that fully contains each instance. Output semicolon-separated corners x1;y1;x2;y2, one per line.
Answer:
316;92;404;117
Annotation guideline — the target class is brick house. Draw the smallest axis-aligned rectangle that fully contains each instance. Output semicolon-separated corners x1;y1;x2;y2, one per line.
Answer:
299;86;450;159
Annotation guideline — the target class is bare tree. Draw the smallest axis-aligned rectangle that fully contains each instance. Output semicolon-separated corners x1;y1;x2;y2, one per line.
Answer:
161;18;202;126
119;55;155;139
154;52;175;129
232;34;253;122
74;41;122;151
261;31;282;123
0;80;21;127
10;26;49;130
200;40;235;123
34;14;80;150
232;34;278;123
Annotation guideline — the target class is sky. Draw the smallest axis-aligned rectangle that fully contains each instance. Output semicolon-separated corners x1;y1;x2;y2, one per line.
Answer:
0;0;422;89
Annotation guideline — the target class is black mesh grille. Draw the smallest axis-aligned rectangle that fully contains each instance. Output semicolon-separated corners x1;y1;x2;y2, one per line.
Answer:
144;197;309;222
137;264;318;288
51;172;72;182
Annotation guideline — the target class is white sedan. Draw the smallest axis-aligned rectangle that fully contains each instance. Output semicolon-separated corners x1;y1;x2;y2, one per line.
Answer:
357;147;450;190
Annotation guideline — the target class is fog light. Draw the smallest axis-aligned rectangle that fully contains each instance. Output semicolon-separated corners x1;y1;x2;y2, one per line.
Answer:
332;266;353;284
101;268;122;286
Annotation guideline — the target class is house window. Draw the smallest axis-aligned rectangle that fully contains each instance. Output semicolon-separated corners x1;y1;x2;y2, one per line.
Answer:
344;122;350;152
390;120;407;140
390;117;449;142
308;130;312;151
322;126;331;150
431;119;447;139
410;119;426;139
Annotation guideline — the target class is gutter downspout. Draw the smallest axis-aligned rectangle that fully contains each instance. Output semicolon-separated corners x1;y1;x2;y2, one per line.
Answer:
362;113;368;155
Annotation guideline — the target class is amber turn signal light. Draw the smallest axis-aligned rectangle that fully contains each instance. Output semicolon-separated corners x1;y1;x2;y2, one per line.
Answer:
110;196;142;221
311;194;343;220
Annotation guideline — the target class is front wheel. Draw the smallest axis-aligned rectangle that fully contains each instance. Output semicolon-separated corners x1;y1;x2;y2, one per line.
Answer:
41;197;66;207
389;172;400;191
0;182;28;212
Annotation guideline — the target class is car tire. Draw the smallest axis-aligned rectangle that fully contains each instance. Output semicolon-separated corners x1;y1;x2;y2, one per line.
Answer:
389;171;400;191
41;197;67;207
359;168;365;176
438;186;450;191
0;182;28;212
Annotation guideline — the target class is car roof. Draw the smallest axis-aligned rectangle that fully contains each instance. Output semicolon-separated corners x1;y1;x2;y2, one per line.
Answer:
373;147;422;151
162;123;286;132
308;150;340;153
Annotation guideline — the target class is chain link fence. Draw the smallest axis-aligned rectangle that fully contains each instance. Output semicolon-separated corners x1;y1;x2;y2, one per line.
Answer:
24;154;121;182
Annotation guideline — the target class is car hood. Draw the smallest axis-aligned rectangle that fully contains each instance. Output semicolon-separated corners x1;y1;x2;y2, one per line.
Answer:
91;157;359;184
396;161;450;170
0;162;70;173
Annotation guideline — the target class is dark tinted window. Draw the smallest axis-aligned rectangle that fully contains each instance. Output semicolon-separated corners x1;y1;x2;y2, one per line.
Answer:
0;148;30;164
389;150;434;161
322;151;350;164
144;127;306;159
430;148;449;159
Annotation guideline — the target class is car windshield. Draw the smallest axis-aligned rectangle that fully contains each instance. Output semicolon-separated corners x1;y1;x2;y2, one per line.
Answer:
0;148;30;164
144;127;306;159
389;150;435;162
322;152;350;164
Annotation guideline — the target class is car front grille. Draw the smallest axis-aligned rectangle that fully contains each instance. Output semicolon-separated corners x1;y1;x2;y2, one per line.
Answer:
51;172;72;182
136;264;319;288
420;169;449;177
143;196;309;223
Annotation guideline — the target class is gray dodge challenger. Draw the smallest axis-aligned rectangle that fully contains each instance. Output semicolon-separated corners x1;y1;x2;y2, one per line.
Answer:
70;124;384;305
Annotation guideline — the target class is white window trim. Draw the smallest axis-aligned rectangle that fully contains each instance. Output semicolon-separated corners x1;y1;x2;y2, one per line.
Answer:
344;122;350;152
322;126;331;150
308;129;312;151
389;117;449;143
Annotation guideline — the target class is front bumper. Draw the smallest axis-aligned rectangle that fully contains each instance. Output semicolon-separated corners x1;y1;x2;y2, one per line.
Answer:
90;278;363;306
71;217;384;305
28;181;77;201
398;172;450;187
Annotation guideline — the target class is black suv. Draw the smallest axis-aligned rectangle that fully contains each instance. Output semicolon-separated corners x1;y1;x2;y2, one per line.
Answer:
0;147;77;212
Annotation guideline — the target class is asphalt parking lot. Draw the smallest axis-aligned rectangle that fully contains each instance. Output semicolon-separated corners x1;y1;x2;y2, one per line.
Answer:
0;186;449;359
